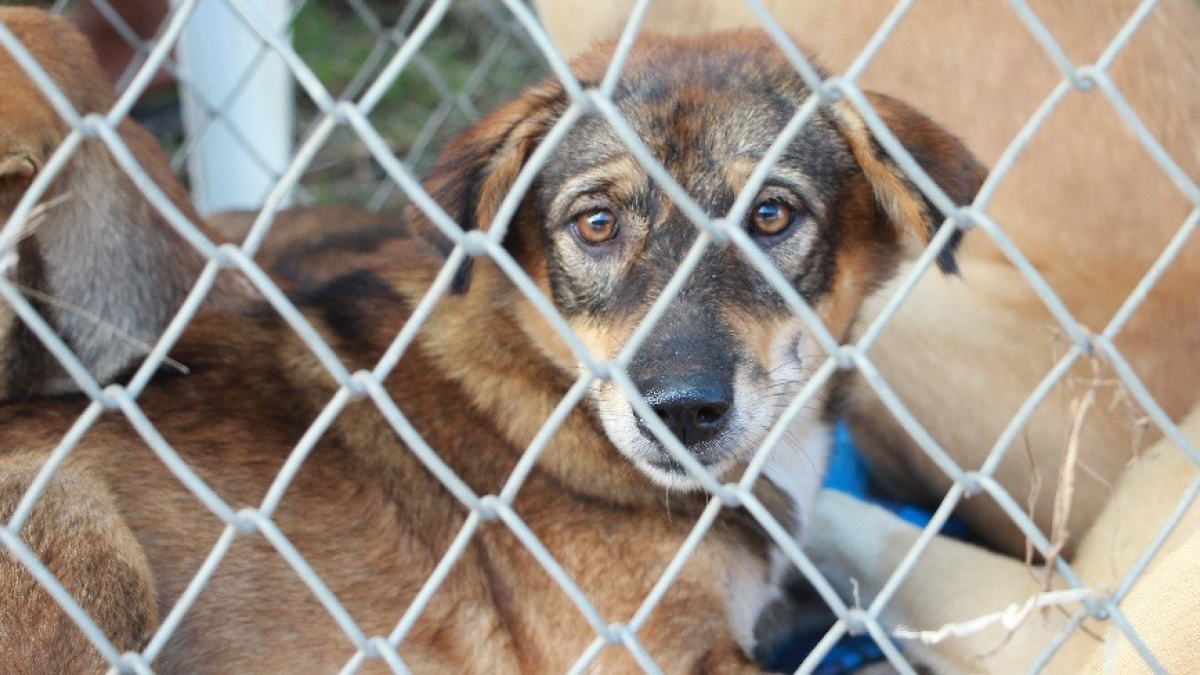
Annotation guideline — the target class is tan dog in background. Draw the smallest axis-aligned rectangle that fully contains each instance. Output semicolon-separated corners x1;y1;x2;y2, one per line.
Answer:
535;1;1200;672
0;9;985;672
0;7;251;400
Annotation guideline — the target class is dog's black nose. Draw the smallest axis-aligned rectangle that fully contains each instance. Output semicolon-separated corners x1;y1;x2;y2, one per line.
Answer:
638;385;732;448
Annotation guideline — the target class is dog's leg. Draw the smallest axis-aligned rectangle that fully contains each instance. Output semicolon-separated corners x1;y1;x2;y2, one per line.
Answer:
0;453;158;672
810;491;1093;673
811;404;1200;674
580;574;771;674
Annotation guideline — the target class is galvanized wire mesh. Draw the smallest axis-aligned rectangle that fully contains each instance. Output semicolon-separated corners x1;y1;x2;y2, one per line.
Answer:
1;0;1198;673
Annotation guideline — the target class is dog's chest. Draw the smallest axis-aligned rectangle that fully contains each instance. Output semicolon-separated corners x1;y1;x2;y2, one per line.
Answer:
763;410;832;544
723;550;778;651
729;412;833;648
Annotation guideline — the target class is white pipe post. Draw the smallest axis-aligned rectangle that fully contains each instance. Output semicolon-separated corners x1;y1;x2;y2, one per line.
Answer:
174;0;294;215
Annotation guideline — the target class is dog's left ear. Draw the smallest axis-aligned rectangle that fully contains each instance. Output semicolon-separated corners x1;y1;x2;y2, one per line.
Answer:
411;80;569;294
835;93;987;274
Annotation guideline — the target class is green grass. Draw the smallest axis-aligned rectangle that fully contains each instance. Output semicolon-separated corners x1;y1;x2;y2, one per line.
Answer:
289;0;545;207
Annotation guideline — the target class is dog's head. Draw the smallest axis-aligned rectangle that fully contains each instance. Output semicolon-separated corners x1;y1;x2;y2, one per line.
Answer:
415;31;984;490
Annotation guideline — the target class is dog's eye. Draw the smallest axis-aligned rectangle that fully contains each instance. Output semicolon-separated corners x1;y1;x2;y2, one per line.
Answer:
750;200;797;237
573;208;619;245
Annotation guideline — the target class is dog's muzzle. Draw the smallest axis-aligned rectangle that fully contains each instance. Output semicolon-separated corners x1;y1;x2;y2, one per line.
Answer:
610;300;751;481
628;315;740;475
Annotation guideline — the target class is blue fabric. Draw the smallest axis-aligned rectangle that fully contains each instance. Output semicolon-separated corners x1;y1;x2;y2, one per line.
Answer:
825;423;971;539
764;630;885;674
823;424;873;496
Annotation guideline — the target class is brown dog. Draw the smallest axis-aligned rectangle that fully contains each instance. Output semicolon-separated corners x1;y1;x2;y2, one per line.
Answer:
206;205;406;293
0;9;986;673
534;1;1200;672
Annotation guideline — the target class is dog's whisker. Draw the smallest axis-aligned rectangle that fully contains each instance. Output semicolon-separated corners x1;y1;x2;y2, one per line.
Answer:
14;284;189;375
2;192;73;250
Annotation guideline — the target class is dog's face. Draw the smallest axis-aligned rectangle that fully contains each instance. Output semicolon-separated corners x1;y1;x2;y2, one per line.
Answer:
531;68;859;489
418;31;984;492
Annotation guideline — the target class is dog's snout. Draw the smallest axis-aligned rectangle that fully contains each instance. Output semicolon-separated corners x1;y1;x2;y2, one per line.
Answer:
626;300;738;452
639;384;733;448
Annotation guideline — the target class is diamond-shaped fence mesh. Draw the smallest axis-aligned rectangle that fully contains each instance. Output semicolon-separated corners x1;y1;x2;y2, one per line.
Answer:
0;0;1198;673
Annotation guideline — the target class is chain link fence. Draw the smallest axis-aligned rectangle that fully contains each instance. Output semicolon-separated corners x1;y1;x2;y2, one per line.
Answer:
1;0;1198;672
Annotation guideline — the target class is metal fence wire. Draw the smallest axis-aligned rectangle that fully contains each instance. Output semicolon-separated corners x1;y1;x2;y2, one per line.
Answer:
1;0;1199;673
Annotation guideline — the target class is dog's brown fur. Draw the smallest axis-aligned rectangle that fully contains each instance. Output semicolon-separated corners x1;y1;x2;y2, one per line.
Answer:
206;205;405;292
534;1;1200;671
0;10;988;673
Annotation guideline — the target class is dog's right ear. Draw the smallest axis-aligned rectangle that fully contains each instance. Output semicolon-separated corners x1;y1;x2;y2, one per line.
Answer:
834;93;987;275
412;80;569;294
